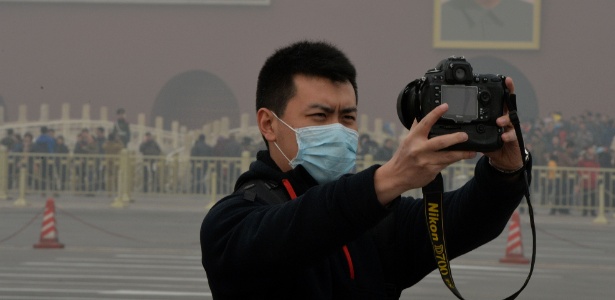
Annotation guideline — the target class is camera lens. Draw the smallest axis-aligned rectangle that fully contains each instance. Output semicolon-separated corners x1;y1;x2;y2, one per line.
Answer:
454;68;466;82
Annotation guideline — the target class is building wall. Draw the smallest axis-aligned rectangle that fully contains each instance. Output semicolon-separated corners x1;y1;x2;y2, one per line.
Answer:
0;1;612;129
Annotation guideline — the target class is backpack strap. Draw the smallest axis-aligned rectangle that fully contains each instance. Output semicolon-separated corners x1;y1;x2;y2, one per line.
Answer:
234;179;290;205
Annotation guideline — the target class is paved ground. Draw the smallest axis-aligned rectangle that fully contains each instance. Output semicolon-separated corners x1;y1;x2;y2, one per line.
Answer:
1;194;614;299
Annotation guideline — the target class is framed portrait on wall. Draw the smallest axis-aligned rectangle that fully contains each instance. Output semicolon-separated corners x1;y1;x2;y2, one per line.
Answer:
433;0;541;50
0;0;270;4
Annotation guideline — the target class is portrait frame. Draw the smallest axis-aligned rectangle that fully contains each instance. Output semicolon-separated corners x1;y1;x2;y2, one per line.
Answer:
433;0;541;50
0;0;270;4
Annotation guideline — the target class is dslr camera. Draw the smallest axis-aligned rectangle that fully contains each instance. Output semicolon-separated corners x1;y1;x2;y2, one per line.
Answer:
397;56;509;152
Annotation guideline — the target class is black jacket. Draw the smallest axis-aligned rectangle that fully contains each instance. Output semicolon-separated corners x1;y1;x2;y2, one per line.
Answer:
200;150;529;299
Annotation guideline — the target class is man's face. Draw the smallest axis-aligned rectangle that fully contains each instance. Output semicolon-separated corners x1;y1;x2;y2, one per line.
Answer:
272;74;357;171
474;0;500;9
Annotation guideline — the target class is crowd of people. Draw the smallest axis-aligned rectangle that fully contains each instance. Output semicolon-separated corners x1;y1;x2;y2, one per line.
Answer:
521;110;615;216
356;110;615;168
0;108;132;157
0;107;268;194
2;109;614;167
2;106;613;202
523;110;615;167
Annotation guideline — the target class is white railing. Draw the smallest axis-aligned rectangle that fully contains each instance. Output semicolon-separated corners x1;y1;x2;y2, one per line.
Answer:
1;147;614;221
0;103;399;156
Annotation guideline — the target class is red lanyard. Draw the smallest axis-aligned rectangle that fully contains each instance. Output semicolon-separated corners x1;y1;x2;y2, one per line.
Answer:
281;179;355;280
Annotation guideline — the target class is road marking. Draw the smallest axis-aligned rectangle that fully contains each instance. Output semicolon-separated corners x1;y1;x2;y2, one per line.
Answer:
0;287;211;297
100;289;211;296
22;261;202;270
115;254;200;260
0;272;207;282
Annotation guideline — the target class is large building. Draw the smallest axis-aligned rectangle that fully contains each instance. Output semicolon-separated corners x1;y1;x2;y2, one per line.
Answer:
0;1;612;129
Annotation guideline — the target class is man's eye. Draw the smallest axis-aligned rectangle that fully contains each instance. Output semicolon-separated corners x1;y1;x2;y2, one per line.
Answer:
311;113;327;119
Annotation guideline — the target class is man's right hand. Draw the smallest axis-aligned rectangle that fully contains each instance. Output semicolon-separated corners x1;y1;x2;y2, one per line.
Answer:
373;103;477;206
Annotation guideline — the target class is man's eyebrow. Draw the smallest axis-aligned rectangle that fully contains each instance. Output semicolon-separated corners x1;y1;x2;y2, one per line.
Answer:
307;104;357;114
341;107;358;114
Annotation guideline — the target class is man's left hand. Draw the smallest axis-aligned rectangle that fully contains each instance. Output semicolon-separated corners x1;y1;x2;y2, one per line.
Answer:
483;77;524;172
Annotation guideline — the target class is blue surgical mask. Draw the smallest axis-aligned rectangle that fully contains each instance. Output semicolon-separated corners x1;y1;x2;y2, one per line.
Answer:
273;113;359;184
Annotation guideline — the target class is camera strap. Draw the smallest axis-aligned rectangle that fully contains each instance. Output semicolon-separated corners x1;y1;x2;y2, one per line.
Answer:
423;94;536;300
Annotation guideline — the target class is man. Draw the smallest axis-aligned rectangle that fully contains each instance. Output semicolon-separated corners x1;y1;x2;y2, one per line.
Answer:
53;135;70;191
112;108;131;147
441;0;535;42
374;137;396;162
191;134;212;194
33;126;56;191
556;141;577;214
34;126;56;154
1;128;15;151
577;145;599;217
102;133;124;194
200;41;530;299
93;127;107;191
94;127;107;154
74;129;96;193
139;132;162;192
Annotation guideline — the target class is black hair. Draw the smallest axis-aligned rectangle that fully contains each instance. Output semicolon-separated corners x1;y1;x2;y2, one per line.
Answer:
256;40;358;117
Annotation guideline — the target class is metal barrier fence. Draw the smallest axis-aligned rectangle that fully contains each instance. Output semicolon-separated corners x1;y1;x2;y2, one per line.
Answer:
0;147;613;217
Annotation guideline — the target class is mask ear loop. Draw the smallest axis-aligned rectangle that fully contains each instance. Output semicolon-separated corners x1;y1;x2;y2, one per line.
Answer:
273;141;293;166
271;112;298;166
271;112;298;134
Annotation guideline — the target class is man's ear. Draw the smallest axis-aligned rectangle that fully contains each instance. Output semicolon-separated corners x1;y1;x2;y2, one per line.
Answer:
257;108;277;143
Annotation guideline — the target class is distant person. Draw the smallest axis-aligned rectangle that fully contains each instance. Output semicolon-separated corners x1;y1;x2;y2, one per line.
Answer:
1;129;17;189
191;134;213;194
577;146;599;217
139;132;162;192
358;133;379;158
1;128;15;151
94;127;107;154
374;138;396;161
33;126;56;191
112;108;131;147
54;135;70;191
103;133;125;194
34;126;55;153
74;129;96;193
93;127;107;191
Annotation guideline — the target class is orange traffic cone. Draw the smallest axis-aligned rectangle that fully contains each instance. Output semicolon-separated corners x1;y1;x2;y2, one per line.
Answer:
33;198;65;249
499;210;528;264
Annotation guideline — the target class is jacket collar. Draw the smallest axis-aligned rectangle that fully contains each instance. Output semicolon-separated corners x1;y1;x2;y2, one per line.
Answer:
234;150;317;197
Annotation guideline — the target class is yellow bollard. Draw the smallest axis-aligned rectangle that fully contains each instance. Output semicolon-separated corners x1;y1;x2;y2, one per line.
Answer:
13;165;28;207
206;171;217;210
110;169;127;208
0;146;8;200
111;150;129;208
593;183;608;224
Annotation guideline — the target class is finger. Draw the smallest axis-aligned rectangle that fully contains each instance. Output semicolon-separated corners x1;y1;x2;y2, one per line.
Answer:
496;114;511;127
505;77;515;94
501;128;519;143
427;131;469;152
432;149;477;165
416;104;448;134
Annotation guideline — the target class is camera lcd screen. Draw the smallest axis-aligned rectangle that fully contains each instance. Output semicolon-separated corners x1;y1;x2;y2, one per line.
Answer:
441;85;478;123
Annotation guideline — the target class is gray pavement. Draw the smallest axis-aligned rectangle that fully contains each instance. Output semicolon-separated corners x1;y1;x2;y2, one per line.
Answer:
1;194;614;299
